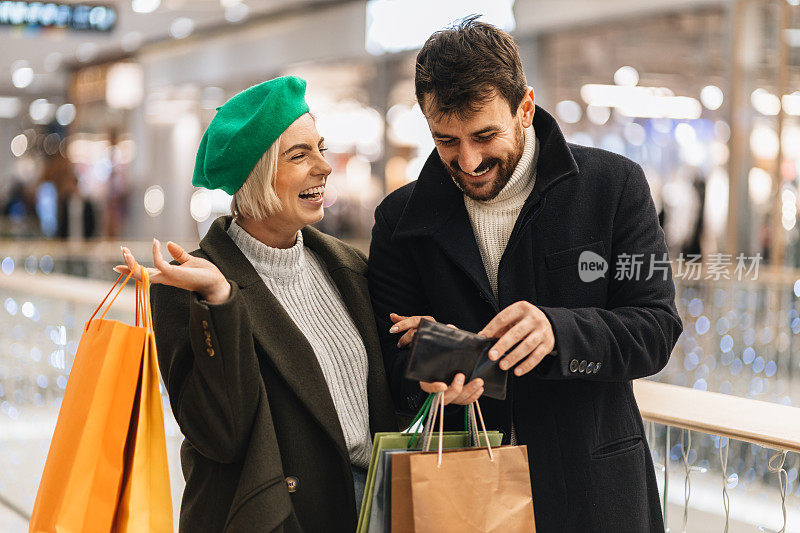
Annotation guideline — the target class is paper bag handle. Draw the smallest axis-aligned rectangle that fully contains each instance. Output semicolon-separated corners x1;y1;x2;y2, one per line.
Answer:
86;266;152;330
423;393;494;467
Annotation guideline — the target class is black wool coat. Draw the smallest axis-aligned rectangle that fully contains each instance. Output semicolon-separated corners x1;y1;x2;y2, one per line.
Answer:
151;216;397;532
368;106;683;533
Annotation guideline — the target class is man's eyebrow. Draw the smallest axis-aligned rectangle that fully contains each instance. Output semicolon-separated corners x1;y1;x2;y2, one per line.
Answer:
431;125;503;139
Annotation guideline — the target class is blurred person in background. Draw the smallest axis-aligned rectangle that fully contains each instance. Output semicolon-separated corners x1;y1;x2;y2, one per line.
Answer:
2;179;38;238
115;76;396;532
370;17;683;532
42;153;97;240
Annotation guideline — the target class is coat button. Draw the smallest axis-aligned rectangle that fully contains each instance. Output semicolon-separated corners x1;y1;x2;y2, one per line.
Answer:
587;362;595;373
569;359;578;373
579;360;587;373
206;347;215;357
594;362;602;373
205;337;213;347
286;476;299;493
202;320;209;329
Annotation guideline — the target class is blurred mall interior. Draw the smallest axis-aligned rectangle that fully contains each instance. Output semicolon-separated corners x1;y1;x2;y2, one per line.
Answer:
3;0;800;531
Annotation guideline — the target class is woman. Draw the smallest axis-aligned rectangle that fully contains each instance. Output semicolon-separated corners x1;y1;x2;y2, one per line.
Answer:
115;76;397;532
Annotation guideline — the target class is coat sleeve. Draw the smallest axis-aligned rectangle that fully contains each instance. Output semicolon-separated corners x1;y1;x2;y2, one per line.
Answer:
535;162;683;381
151;280;263;464
368;206;430;416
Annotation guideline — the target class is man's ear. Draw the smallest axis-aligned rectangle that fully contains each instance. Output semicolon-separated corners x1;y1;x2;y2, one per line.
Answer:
518;87;535;128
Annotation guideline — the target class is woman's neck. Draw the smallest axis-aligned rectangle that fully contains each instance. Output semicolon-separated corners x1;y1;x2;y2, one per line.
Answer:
235;216;299;249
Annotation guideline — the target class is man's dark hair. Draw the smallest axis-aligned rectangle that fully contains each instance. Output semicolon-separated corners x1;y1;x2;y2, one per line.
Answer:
415;15;527;120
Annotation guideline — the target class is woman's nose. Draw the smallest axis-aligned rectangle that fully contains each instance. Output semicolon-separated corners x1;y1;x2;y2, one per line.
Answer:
316;156;332;177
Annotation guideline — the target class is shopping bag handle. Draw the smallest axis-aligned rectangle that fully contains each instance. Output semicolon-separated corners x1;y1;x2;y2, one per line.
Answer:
405;394;489;450
86;266;152;330
86;271;134;329
422;393;494;467
134;267;153;331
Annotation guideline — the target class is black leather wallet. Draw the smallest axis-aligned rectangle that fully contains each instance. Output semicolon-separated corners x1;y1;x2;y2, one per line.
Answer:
404;319;508;400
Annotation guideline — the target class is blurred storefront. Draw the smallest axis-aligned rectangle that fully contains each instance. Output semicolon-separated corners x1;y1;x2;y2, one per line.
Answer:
5;0;800;266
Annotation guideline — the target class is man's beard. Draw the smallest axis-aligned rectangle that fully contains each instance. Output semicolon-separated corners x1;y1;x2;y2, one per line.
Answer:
444;120;525;202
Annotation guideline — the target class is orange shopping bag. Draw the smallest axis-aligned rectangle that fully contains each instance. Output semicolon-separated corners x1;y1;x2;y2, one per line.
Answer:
29;268;173;533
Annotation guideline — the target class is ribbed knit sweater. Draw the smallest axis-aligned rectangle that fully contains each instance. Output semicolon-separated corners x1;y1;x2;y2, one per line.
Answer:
463;126;539;300
227;220;372;468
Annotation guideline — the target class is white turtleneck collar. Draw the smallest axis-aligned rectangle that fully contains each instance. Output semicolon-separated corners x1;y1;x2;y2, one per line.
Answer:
227;220;306;280
463;124;538;208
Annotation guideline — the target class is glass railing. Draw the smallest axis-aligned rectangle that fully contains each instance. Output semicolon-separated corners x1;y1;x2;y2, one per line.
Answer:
1;257;800;531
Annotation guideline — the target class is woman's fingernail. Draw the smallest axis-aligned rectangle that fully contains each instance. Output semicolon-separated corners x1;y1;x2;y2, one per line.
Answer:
489;350;499;360
390;326;398;333
500;362;508;370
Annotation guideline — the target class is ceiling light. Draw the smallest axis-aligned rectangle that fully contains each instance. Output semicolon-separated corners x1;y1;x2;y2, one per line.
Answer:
12;67;34;88
170;17;194;39
225;3;248;23
56;104;76;126
132;0;161;14
700;85;724;111
614;66;639;87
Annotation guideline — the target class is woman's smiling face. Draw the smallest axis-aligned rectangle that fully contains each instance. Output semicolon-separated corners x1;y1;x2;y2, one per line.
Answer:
274;113;332;229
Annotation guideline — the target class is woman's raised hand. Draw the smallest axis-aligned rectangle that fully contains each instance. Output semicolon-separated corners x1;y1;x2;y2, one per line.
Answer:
114;238;231;304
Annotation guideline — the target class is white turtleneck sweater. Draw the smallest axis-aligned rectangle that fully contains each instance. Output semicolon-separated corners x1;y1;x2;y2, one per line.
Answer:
227;220;372;468
463;125;539;300
462;126;538;446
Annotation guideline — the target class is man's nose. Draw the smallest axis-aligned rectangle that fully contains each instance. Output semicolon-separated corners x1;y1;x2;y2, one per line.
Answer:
457;145;482;173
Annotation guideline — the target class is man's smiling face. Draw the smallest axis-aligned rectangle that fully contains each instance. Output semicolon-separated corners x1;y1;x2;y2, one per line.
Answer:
423;88;534;201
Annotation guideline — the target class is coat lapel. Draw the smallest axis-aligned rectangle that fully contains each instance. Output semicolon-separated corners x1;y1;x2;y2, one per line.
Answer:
199;216;348;457
392;150;496;306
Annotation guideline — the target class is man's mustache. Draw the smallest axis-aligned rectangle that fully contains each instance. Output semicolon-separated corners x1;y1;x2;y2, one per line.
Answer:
449;158;502;175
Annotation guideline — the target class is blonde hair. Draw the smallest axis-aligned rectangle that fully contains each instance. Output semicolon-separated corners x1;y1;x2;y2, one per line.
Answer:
231;134;283;220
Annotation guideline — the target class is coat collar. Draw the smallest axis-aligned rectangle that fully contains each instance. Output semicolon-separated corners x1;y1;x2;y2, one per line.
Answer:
197;216;368;458
393;105;579;240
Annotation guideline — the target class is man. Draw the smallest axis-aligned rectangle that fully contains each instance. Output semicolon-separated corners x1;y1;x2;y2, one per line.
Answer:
368;17;683;533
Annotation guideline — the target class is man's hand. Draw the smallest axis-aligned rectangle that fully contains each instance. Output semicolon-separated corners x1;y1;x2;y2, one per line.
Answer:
420;373;484;406
479;301;555;376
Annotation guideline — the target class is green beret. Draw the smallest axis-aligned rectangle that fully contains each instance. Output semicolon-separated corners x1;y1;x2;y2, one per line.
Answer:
192;76;310;195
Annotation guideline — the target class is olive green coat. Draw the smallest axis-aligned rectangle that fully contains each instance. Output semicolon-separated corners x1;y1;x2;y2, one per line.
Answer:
150;216;397;532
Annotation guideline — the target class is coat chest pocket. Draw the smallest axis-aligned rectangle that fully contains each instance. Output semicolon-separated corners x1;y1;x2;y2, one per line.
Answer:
544;241;607;307
545;241;606;271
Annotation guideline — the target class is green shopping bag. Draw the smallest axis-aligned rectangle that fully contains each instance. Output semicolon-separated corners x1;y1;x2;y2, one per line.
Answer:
357;394;503;532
